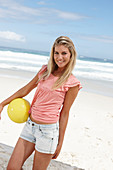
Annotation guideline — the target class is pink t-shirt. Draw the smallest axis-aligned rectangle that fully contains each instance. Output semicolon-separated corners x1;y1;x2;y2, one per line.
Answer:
30;65;82;123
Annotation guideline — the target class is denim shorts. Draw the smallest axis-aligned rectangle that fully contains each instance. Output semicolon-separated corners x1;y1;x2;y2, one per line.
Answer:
20;117;59;154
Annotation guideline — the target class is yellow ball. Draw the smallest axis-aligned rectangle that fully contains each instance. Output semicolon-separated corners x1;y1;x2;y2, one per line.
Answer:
7;98;30;123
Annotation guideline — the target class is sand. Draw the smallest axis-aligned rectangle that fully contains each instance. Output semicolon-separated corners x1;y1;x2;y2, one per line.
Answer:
0;71;113;170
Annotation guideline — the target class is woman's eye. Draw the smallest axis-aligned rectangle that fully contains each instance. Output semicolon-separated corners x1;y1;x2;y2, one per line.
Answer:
54;52;58;54
62;52;67;55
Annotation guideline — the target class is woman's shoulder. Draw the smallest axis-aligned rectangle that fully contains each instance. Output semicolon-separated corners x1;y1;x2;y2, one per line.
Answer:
40;65;47;71
64;74;82;90
38;65;47;77
67;73;80;83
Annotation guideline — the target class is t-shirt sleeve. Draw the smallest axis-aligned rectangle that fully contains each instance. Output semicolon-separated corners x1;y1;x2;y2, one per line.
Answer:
38;65;47;78
64;74;82;91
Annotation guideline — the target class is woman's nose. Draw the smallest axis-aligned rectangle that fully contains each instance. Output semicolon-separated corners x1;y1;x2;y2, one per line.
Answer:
58;54;63;59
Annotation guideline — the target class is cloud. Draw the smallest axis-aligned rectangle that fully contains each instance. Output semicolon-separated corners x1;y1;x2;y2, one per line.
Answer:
77;34;113;44
56;10;87;20
37;1;46;5
0;0;87;23
0;31;26;42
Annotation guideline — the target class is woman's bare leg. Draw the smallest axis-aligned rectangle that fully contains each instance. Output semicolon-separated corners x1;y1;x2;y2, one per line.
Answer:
32;150;53;170
7;137;35;170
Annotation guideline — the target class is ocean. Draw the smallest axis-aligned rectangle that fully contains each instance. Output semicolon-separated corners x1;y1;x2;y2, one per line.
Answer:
0;46;113;82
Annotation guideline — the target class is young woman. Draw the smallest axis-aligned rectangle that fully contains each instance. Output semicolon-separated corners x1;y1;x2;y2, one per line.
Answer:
0;36;82;170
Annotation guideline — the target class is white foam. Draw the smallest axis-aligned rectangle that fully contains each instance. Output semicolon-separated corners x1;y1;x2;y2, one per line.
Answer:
0;50;113;82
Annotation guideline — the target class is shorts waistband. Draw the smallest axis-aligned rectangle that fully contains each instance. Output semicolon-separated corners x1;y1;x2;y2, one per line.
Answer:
27;117;59;128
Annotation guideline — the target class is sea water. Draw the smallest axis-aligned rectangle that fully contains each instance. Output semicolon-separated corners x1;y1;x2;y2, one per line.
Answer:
0;46;113;82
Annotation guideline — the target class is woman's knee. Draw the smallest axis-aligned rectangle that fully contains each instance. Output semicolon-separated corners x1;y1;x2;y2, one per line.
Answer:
7;162;23;170
7;163;15;170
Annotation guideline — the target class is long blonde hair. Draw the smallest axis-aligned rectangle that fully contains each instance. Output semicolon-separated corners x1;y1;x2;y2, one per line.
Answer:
39;36;77;89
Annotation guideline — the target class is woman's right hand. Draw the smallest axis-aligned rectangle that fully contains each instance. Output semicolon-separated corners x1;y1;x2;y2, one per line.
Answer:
0;104;4;120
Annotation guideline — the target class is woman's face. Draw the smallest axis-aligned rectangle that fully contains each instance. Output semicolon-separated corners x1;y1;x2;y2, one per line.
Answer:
54;45;71;70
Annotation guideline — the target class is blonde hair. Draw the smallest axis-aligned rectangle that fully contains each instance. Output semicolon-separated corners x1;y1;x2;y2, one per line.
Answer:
39;36;77;89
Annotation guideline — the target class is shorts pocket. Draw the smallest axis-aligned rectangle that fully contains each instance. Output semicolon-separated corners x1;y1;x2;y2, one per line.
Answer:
39;127;54;139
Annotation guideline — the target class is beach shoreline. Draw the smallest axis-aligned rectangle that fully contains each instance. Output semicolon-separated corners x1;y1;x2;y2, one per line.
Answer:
0;70;113;170
0;67;113;97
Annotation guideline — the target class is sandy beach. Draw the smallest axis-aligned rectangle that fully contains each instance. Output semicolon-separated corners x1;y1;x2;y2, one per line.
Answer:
0;69;113;170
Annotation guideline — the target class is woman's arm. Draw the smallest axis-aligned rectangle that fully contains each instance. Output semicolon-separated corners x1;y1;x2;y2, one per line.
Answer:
52;85;79;159
0;72;39;118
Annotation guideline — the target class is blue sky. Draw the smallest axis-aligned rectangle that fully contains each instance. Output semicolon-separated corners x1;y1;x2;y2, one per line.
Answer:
0;0;113;59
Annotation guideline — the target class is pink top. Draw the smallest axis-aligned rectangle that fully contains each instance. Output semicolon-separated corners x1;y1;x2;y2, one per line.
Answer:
30;65;82;123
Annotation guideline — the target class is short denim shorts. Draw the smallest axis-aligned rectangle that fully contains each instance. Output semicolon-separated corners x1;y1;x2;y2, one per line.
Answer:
20;117;59;154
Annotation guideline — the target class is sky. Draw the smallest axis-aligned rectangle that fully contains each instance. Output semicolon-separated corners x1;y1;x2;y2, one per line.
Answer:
0;0;113;59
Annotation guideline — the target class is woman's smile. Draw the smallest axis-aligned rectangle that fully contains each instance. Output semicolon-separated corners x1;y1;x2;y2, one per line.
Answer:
54;45;71;70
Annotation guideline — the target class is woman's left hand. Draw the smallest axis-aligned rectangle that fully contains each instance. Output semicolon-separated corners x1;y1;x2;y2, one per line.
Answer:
52;143;62;159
